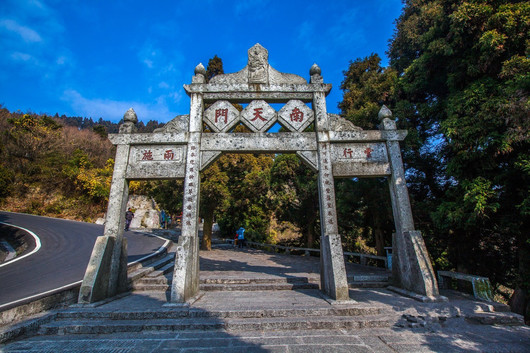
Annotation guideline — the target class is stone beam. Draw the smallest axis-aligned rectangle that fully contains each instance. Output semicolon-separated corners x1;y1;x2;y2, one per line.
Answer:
200;133;317;152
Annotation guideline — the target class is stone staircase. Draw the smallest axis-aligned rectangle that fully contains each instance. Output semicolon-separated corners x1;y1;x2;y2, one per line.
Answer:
32;247;397;337
37;301;392;335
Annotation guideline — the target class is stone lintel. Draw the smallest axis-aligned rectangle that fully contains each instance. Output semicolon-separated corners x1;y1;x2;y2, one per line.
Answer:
329;130;408;142
184;83;332;102
200;133;318;152
332;162;391;177
108;133;189;145
202;92;314;103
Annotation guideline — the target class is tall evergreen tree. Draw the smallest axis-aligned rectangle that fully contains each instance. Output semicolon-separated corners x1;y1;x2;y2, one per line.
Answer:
388;0;529;319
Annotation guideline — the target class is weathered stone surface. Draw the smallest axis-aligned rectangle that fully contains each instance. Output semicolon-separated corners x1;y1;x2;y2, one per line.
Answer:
328;114;362;131
126;145;185;179
78;236;114;304
153;115;189;133
201;133;317;153
331;142;390;177
203;100;240;133
241;100;277;132
278;100;314;132
209;43;307;86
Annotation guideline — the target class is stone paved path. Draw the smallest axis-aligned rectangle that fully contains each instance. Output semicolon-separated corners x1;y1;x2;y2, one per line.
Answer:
1;246;529;352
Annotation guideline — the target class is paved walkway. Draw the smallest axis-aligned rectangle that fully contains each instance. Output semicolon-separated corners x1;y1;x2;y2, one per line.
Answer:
1;246;529;352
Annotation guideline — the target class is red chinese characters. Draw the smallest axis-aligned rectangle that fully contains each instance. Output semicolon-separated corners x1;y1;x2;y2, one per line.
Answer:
251;107;266;122
215;109;228;123
290;107;303;122
142;150;153;160
164;149;174;160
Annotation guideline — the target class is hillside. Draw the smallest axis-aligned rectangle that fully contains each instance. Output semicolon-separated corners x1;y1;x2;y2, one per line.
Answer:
0;106;163;221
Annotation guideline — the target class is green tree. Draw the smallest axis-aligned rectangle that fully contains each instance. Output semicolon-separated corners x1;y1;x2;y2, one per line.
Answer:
388;0;529;318
270;154;319;248
338;54;398;255
206;55;224;83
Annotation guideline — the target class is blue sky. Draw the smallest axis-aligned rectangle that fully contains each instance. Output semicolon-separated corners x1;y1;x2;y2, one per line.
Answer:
0;0;403;124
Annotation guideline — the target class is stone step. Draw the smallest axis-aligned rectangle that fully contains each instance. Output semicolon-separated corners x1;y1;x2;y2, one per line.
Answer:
349;282;389;288
56;306;385;321
200;282;319;291
133;281;321;292
466;312;525;325
39;314;393;335
127;252;175;283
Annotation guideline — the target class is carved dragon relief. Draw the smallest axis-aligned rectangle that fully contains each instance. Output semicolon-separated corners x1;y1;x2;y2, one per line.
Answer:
209;43;307;86
153;115;190;133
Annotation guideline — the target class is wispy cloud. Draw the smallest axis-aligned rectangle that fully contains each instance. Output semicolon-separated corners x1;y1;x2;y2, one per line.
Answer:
0;0;71;77
61;89;178;122
0;19;42;42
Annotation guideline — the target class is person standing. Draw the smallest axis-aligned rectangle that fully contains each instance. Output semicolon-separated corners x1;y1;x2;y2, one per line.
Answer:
236;227;245;248
125;208;134;231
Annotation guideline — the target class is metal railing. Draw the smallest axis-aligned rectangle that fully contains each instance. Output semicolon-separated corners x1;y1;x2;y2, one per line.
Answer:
230;240;388;269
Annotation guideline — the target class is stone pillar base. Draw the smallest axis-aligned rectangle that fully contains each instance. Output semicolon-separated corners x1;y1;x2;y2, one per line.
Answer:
320;234;349;301
170;235;200;303
393;230;439;297
78;236;128;304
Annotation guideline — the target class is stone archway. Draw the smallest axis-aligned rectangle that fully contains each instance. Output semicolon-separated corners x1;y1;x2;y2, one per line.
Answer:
78;44;442;305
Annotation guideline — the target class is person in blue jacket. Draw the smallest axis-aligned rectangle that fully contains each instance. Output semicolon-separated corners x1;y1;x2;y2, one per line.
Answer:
236;227;245;248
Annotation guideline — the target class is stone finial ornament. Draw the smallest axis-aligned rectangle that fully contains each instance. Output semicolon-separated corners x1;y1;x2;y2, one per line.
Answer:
124;108;138;124
119;108;138;133
310;63;321;76
192;63;206;84
310;63;323;83
378;105;396;130
378;105;393;120
194;63;206;76
248;43;269;84
208;43;306;85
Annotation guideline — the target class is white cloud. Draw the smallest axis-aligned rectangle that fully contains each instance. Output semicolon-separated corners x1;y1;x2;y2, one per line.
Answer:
61;89;178;122
0;19;42;42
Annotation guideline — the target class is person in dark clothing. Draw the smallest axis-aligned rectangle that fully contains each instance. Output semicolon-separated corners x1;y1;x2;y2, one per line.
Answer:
125;208;134;231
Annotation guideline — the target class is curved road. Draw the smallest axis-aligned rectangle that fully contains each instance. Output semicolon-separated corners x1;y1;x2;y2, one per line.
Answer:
0;211;167;308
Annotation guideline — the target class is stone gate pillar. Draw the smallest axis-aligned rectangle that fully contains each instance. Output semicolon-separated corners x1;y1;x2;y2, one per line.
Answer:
312;71;350;301
170;68;205;303
78;110;136;303
380;109;440;299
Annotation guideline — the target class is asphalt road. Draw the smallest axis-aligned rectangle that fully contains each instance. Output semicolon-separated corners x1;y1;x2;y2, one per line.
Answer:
0;211;167;308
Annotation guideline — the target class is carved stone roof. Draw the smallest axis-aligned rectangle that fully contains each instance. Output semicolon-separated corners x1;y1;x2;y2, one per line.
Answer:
209;44;307;85
153;115;190;133
328;114;363;131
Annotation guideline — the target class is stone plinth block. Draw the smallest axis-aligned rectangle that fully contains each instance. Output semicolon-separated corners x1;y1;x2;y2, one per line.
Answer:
241;100;277;132
393;230;439;298
278;100;314;132
78;236;114;304
203;100;240;133
171;235;200;303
